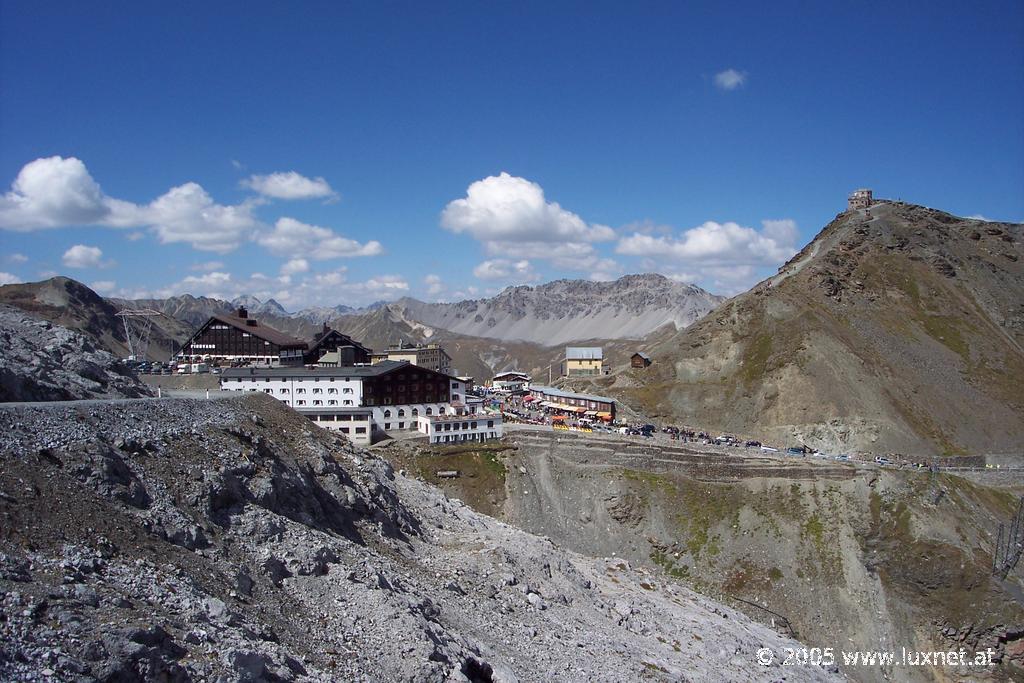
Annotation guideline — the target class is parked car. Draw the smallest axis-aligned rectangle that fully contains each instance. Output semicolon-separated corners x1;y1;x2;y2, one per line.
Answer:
745;440;761;447
786;447;805;456
760;445;779;452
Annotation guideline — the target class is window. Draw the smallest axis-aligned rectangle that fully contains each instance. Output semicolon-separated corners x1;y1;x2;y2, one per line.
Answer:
343;387;353;394
384;423;391;430
439;406;446;415
398;422;404;429
328;388;337;394
296;388;306;394
329;400;337;406
383;410;392;418
263;389;272;394
425;407;432;415
488;420;494;428
344;400;353;406
341;427;350;434
397;409;405;417
412;408;419;417
313;388;322;394
355;427;366;434
297;400;306;406
313;400;322;406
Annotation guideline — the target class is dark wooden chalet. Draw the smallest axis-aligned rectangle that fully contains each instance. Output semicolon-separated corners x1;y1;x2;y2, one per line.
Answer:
176;307;306;363
303;324;372;366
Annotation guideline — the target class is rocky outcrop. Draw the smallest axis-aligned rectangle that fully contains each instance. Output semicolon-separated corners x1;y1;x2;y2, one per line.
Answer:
0;304;154;402
0;394;837;681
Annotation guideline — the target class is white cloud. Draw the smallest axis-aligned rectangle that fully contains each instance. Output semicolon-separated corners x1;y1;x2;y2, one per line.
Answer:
8;253;28;263
190;260;224;272
149;266;408;309
442;173;615;250
89;280;116;294
280;258;310;276
714;68;747;91
0;156;113;230
616;218;800;293
62;244;113;269
125;231;145;241
587;258;624;281
258;217;382;260
0;272;21;285
424;273;444;296
242;171;337;201
0;157;262;253
617;219;798;265
473;258;541;282
145;183;261;253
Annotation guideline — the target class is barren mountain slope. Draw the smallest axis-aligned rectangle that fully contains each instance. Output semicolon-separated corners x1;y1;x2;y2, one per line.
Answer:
0;394;837;682
616;202;1024;456
393;274;723;345
0;304;153;401
0;277;191;361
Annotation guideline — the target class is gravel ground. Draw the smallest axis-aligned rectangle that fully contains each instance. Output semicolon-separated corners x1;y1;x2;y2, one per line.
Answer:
0;393;841;682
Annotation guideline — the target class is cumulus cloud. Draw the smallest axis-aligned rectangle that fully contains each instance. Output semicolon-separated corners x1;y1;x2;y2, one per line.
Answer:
62;244;113;269
241;171;337;201
473;259;540;282
616;218;800;293
616;219;798;265
714;68;747;90
146;266;408;309
190;260;224;272
424;274;444;296
258;217;382;260
0;272;21;285
8;253;28;264
89;280;116;294
0;157;262;253
143;183;261;253
442;173;614;248
280;258;310;276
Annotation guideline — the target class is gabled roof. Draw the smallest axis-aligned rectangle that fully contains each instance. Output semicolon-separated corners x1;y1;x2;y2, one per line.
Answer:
307;328;371;354
493;371;531;381
632;352;651;361
207;313;307;348
566;347;603;360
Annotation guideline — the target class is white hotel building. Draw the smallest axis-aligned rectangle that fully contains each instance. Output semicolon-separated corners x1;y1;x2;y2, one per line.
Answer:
220;360;501;446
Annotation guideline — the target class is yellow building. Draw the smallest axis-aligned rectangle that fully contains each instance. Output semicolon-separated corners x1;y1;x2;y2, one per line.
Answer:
565;347;603;376
372;342;451;374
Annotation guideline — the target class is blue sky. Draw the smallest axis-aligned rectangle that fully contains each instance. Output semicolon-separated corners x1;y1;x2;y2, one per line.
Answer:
1;1;1022;307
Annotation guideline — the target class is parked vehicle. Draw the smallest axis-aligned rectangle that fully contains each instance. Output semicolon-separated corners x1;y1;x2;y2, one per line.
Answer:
760;445;779;452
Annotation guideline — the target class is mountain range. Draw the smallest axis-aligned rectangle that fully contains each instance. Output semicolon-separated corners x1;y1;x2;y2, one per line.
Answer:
3;200;1021;457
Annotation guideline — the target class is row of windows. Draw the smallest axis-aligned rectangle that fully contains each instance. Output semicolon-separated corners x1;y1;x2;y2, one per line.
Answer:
307;414;370;422
432;432;498;443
